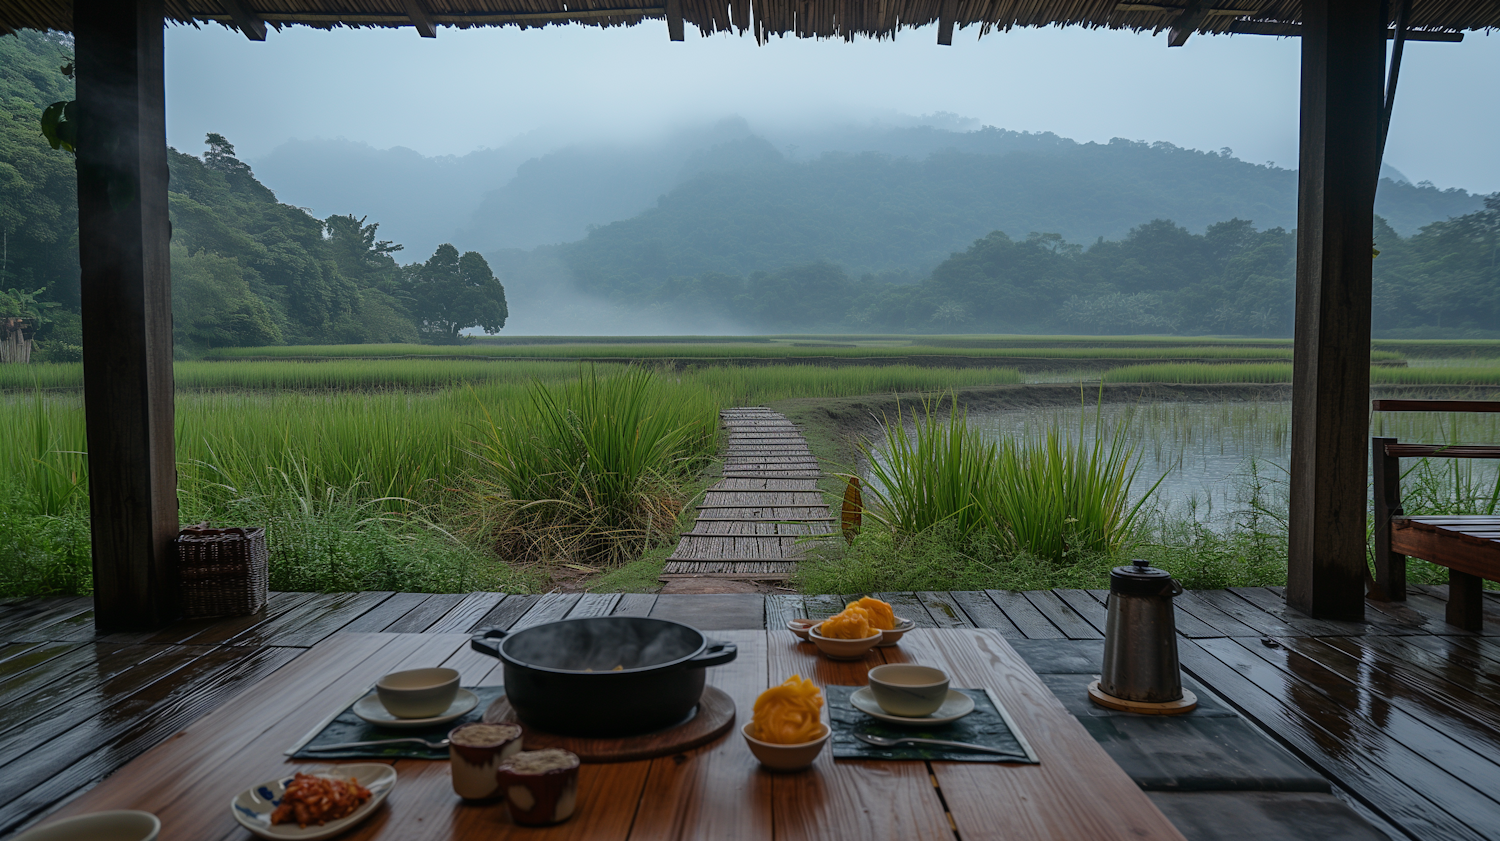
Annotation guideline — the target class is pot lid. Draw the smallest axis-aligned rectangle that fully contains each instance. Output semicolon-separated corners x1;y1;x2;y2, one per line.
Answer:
1110;559;1176;597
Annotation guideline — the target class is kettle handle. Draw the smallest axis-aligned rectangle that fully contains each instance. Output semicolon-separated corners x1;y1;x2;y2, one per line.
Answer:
1168;578;1184;597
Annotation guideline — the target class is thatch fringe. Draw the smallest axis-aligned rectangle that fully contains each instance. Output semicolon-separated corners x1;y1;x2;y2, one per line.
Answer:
2;0;1491;45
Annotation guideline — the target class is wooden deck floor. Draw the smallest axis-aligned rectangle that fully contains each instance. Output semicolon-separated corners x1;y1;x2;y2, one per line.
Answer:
660;407;832;581
3;585;1499;839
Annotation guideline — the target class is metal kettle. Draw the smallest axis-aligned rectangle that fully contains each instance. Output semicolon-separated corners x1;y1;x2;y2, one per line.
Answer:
1099;559;1187;705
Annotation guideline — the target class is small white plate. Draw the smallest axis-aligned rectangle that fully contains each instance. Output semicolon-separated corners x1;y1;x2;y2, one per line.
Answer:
231;764;396;840
352;688;478;729
850;687;976;726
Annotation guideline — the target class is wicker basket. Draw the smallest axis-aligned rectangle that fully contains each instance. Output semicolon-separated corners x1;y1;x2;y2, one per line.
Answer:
176;523;269;618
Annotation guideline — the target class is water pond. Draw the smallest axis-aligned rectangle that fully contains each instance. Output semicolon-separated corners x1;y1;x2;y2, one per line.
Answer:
864;400;1500;529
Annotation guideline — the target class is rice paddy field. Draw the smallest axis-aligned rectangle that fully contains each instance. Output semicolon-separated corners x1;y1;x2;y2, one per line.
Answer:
4;335;1498;598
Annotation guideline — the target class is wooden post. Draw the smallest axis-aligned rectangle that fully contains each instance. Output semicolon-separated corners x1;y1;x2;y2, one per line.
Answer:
1369;437;1405;601
1285;0;1384;622
75;0;179;630
1447;570;1484;632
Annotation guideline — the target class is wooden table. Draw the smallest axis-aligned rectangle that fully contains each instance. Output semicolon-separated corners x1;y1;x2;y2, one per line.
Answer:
44;629;1187;840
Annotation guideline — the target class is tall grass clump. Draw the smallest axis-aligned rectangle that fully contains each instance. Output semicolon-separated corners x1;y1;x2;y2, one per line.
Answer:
859;398;995;538
470;367;719;565
981;413;1161;561
855;394;1159;565
0;394;92;595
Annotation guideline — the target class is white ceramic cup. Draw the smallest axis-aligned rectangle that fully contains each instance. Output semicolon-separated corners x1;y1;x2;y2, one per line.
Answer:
376;667;460;718
867;664;949;717
12;811;160;841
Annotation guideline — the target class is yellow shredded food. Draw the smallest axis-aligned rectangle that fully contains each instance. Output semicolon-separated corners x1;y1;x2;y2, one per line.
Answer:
848;597;896;631
819;606;876;640
752;675;825;744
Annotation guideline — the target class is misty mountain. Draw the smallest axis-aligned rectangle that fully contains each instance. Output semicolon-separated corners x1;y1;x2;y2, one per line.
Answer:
254;118;1479;277
251;136;548;258
541;136;1482;302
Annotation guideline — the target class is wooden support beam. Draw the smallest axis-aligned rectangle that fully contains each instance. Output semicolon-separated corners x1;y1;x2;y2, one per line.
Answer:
1167;0;1207;46
665;0;685;40
1285;0;1385;622
937;0;956;45
401;0;437;37
219;0;267;41
1370;437;1406;601
75;0;180;630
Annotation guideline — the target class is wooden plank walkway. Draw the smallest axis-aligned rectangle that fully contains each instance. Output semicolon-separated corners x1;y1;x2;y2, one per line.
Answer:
3;585;1500;839
660;407;833;582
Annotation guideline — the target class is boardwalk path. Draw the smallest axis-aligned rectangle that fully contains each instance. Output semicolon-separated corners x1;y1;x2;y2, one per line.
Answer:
659;407;834;582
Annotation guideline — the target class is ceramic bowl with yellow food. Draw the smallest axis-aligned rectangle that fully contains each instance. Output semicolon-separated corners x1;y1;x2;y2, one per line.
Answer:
742;722;830;771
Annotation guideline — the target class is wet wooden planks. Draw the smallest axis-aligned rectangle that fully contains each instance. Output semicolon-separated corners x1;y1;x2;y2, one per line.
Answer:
662;407;833;581
6;585;1500;840
0;590;617;837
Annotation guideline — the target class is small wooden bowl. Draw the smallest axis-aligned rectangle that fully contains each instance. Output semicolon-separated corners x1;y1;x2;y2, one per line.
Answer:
787;618;817;641
808;623;882;660
742;722;829;772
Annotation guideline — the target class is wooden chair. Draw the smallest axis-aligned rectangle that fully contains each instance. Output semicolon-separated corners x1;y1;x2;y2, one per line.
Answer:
1370;399;1500;631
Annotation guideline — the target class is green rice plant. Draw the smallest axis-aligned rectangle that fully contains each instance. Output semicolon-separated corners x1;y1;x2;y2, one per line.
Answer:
981;410;1162;561
857;397;995;538
858;393;1160;564
198;340;1398;363
1102;363;1294;384
2;393;88;516
469;366;719;565
1370;365;1500;386
0;496;92;596
690;364;1019;404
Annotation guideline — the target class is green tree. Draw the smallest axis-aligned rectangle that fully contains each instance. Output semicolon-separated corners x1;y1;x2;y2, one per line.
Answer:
404;244;508;341
171;246;283;350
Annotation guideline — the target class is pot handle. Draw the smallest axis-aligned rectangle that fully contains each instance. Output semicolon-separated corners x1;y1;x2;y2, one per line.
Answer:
470;626;507;658
688;640;738;668
1167;578;1184;597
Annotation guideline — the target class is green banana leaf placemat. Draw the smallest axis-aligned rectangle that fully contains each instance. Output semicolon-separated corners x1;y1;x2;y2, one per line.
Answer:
827;686;1038;764
286;685;506;760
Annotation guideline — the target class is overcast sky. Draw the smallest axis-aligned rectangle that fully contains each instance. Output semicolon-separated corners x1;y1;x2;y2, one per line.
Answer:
163;21;1499;194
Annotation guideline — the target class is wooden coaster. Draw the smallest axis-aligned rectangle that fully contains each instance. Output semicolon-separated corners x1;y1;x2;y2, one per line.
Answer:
482;685;736;763
1087;680;1198;715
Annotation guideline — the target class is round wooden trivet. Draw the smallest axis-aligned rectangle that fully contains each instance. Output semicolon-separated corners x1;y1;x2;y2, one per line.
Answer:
481;685;736;763
1087;680;1198;715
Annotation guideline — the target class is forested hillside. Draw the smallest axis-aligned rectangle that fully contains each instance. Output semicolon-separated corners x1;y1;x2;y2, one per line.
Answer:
545;135;1481;298
0;31;506;356
533;203;1496;336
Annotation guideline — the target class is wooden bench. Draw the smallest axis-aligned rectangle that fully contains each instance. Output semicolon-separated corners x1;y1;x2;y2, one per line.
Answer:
1371;399;1500;631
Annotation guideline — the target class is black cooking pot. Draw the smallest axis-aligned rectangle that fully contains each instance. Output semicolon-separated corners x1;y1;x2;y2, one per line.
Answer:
470;616;737;737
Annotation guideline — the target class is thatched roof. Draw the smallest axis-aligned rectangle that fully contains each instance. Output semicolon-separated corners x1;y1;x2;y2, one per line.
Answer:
2;0;1496;43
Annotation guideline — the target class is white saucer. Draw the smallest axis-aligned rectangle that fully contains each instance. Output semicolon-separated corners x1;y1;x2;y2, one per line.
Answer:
352;689;478;729
850;687;975;726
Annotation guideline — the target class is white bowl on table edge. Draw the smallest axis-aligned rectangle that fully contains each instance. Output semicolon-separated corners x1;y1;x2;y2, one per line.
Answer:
866;663;950;717
12;811;159;841
375;667;460;719
231;763;396;840
808;623;882;660
742;722;830;771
